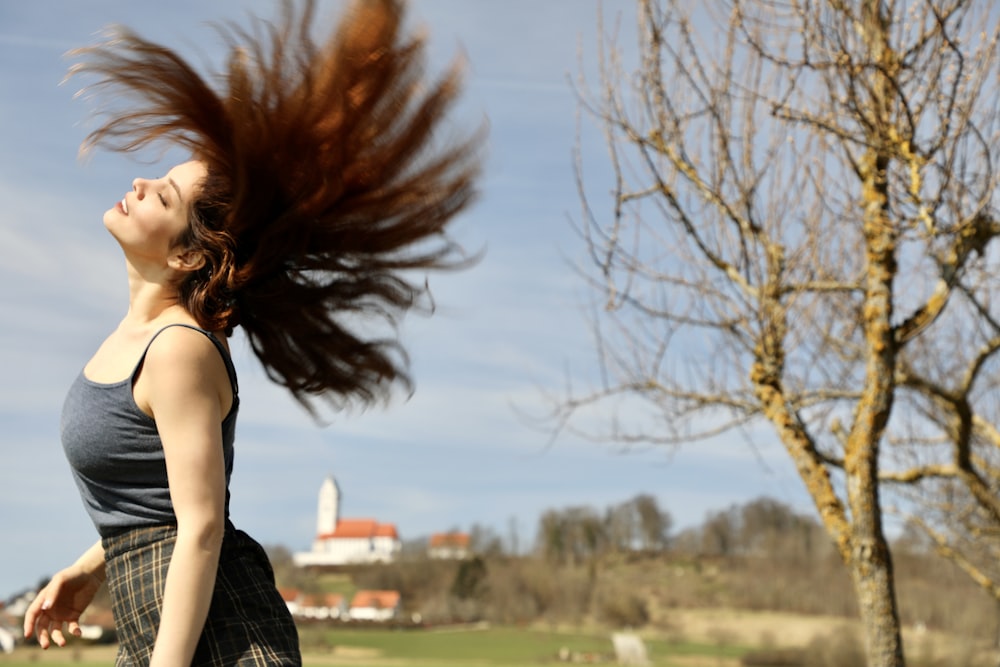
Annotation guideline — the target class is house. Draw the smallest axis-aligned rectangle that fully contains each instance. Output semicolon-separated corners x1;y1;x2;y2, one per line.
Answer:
428;532;471;560
301;593;348;620
293;476;402;566
348;590;401;622
279;588;349;620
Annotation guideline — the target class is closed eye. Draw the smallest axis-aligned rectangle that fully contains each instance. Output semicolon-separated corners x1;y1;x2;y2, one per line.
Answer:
158;193;168;208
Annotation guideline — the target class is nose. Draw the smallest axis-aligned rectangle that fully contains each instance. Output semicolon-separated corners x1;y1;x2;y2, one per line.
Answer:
132;178;147;199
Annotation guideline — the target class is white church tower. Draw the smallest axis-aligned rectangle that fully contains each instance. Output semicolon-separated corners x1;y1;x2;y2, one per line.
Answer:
316;475;341;537
294;475;401;567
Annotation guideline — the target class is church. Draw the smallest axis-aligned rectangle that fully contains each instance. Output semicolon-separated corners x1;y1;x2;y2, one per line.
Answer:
293;476;402;567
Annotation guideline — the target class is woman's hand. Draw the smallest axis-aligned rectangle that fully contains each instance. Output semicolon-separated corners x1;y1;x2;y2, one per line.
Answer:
23;542;105;649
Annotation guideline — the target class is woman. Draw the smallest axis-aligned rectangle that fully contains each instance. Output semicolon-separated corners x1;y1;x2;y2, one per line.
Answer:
22;0;482;664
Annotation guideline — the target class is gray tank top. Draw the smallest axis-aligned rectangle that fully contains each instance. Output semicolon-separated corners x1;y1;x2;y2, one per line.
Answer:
61;324;239;538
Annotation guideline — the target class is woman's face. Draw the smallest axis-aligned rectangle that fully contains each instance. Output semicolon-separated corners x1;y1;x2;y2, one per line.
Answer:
103;160;208;266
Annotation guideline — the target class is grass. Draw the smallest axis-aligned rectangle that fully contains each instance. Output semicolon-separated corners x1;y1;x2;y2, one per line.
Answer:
305;624;611;662
0;625;751;667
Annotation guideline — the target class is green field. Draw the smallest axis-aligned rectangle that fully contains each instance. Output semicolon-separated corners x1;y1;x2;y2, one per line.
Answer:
0;625;747;667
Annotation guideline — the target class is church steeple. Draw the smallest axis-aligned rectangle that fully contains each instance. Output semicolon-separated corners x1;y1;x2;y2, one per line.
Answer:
294;474;402;567
316;475;341;536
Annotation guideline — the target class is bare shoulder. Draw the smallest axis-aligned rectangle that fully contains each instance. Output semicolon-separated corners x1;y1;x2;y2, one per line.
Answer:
144;325;225;371
138;325;233;405
132;324;234;419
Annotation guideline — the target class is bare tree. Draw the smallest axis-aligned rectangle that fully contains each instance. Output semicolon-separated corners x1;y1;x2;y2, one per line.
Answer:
536;505;609;565
604;493;672;551
562;1;1000;665
632;493;672;550
701;507;740;557
605;500;640;551
738;496;829;559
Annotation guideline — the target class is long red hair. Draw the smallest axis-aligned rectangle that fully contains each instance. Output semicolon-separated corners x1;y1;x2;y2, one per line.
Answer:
69;0;484;413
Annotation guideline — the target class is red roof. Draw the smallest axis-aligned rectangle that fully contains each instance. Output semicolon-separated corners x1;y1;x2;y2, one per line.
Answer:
429;532;470;548
278;588;300;603
317;518;399;540
331;519;378;538
350;589;400;609
374;524;399;539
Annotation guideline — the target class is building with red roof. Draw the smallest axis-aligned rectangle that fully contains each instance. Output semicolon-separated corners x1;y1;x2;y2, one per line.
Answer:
293;476;402;566
428;531;472;560
348;589;402;621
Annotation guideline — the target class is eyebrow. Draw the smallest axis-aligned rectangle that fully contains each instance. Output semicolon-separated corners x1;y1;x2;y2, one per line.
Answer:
168;177;183;203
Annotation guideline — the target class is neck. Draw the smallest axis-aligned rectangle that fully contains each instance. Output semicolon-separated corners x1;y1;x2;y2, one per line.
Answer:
123;259;187;326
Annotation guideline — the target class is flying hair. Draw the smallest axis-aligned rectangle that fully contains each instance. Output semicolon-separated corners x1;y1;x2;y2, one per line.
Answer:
67;0;485;415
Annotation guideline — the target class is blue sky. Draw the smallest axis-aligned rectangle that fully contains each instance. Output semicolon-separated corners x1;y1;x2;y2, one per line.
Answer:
0;1;812;598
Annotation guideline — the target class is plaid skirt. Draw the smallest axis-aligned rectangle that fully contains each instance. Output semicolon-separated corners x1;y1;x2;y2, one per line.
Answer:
102;523;301;667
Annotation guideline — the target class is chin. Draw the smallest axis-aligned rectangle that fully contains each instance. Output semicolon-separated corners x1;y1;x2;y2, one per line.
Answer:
102;211;122;240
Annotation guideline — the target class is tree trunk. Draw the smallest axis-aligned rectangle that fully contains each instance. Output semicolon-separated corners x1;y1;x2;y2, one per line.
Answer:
846;2;906;664
847;505;905;666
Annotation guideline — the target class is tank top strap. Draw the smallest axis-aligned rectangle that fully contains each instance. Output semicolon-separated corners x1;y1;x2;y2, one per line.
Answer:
131;324;239;395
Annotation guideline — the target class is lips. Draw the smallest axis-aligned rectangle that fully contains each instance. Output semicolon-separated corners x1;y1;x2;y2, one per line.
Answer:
117;197;129;215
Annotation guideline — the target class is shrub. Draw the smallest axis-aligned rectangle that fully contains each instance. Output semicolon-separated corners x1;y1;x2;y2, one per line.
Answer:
596;588;650;629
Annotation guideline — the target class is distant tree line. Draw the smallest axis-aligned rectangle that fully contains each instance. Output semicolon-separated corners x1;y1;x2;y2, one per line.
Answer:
266;493;995;641
531;493;836;565
536;493;671;565
677;497;833;561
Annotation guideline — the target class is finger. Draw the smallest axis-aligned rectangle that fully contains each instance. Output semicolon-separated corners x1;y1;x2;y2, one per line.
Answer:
45;620;59;649
37;625;50;650
22;611;34;638
68;621;82;637
27;610;49;644
45;619;62;648
51;626;67;648
23;594;47;637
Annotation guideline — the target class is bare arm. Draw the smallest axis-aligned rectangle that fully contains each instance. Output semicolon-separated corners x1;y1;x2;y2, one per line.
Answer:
138;327;231;667
23;540;106;648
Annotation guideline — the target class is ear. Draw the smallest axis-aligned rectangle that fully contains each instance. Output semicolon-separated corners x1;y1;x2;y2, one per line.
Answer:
168;248;206;273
